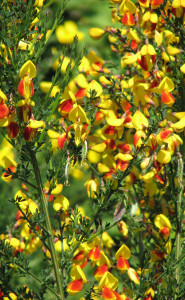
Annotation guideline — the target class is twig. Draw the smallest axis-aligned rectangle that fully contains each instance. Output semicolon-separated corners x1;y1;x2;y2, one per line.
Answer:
29;149;64;300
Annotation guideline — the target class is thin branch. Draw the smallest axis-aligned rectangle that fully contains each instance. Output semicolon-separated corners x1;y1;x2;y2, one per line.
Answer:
29;149;64;300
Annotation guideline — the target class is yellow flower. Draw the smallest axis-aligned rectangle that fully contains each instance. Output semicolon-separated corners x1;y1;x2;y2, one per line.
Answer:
0;139;17;169
40;81;60;97
53;195;69;212
156;149;172;164
86;80;103;98
115;244;131;260
56;21;84;44
84;178;99;199
132;110;148;130
19;60;37;79
154;214;172;231
89;28;106;40
118;221;128;236
102;232;115;248
98;271;118;290
128;268;139;284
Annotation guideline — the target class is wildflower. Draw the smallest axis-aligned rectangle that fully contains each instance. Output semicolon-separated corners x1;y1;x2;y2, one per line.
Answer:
86;80;103;98
115;244;131;272
67;265;87;295
18;60;36;100
0;90;9;120
53;195;69;212
89;28;106;40
98;271;118;290
88;237;102;263
118;221;128;236
23;119;45;142
128;268;140;284
84;177;99;199
154;214;172;237
56;21;84;44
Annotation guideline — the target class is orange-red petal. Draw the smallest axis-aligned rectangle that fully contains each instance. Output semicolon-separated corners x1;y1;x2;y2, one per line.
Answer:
161;91;175;106
116;257;129;271
150;0;163;8
58;99;73;115
103;126;117;137
94;264;108;280
75;88;86;99
58;135;67;149
88;246;101;262
18;78;34;98
117;142;131;153
67;279;83;295
0;103;9;119
159;128;173;141
121;13;135;26
116;159;129;171
102;286;117;300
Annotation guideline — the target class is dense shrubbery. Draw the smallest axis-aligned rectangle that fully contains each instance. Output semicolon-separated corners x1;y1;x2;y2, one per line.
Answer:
0;0;185;299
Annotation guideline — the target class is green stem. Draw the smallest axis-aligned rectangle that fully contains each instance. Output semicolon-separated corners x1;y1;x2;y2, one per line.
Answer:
16;203;50;252
175;154;183;288
29;149;64;300
15;263;59;298
85;220;119;243
17;177;38;190
139;230;144;268
34;1;67;64
70;209;102;257
0;250;58;298
152;252;185;286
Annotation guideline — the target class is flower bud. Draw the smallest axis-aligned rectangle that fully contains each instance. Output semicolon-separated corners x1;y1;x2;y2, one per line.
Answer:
84;178;99;199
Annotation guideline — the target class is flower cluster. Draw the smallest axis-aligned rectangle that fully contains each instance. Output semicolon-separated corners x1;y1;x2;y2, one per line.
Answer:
67;240;140;299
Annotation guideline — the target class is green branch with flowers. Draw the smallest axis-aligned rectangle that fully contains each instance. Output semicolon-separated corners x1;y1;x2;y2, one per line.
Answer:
1;0;185;299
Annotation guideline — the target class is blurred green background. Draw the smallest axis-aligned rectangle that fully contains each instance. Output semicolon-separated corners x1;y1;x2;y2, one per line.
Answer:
55;0;113;57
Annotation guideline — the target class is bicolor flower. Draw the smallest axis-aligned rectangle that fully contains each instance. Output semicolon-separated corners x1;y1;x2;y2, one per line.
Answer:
23;119;45;142
0;90;9;120
94;251;111;281
67;265;87;295
154;214;172;237
115;244;131;272
88;237;102;264
18;60;36;100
